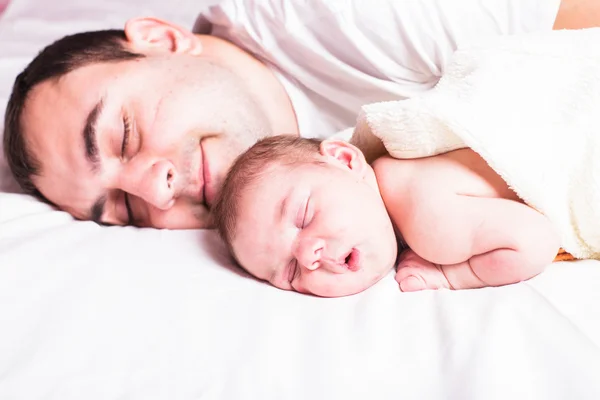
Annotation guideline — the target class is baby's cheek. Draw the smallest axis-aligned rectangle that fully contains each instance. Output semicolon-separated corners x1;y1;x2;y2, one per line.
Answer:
290;278;310;295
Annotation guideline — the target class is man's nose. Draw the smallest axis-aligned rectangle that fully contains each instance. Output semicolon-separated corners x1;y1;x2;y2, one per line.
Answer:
294;237;325;271
121;159;178;210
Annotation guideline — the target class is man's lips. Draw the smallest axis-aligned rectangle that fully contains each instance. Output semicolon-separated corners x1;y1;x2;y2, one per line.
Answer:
199;140;214;208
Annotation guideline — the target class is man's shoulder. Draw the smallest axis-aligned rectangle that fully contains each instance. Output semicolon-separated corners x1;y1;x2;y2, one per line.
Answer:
194;0;346;39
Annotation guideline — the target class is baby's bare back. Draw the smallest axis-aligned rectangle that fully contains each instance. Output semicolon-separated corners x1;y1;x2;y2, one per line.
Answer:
412;149;519;202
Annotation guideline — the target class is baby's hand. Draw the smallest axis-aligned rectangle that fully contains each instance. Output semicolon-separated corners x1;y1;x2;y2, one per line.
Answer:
395;249;451;292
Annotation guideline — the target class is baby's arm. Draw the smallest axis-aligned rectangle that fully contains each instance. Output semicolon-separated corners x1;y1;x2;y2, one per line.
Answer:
374;157;561;291
396;195;560;290
409;195;560;290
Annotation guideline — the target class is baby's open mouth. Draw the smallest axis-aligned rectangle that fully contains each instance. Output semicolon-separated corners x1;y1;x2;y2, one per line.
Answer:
344;249;361;271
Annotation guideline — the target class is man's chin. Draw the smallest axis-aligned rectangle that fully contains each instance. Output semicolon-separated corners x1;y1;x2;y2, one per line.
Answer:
156;206;213;230
191;212;215;229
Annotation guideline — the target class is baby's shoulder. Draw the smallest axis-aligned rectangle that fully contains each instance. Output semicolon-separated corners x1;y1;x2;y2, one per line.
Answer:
373;155;420;198
372;153;451;195
373;156;453;242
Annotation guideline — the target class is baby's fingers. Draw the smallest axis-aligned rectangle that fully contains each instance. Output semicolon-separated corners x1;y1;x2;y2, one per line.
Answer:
395;261;451;292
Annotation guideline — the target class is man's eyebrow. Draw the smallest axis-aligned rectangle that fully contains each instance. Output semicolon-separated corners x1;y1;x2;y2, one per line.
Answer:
90;195;107;224
83;97;105;172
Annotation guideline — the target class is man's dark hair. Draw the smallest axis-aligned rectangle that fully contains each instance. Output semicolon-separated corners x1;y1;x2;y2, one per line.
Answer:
3;29;144;201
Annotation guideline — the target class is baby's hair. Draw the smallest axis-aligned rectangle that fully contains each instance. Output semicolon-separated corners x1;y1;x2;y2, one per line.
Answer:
213;135;323;257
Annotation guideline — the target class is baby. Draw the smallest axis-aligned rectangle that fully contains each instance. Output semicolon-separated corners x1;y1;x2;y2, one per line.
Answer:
212;135;561;297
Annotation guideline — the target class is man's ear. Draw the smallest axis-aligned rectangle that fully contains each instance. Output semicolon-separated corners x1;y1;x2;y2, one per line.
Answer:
124;17;203;56
319;140;368;177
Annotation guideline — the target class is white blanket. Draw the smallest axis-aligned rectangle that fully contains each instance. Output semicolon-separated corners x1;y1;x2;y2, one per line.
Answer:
351;28;600;260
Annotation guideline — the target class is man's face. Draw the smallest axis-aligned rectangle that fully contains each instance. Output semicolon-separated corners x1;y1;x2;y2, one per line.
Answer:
22;22;274;229
232;144;398;298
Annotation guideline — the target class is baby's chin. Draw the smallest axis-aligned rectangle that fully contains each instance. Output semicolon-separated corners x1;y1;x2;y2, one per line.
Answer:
301;269;393;298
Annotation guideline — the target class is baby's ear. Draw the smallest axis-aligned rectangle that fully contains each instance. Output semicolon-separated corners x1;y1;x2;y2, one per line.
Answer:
319;140;368;176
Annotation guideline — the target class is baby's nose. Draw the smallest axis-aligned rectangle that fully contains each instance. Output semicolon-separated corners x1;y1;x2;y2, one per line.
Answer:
295;237;325;270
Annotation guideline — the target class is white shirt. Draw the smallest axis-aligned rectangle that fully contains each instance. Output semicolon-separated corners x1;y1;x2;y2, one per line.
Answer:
195;0;561;138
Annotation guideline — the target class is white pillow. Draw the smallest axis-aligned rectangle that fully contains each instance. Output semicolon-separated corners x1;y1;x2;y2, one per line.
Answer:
0;0;221;192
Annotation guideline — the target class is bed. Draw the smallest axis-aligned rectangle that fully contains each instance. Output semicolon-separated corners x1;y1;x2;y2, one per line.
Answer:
1;1;600;399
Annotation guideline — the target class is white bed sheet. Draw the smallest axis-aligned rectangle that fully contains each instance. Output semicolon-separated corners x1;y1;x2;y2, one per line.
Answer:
1;1;600;399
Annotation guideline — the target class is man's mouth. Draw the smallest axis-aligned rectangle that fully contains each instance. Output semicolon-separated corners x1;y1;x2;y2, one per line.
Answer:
199;140;214;208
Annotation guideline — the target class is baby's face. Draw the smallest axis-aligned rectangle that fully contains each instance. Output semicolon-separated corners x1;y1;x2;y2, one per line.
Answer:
231;155;398;297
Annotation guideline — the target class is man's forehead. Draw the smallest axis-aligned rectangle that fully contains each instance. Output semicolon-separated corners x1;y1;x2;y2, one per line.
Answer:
25;79;104;221
57;61;118;85
32;62;121;107
27;72;92;116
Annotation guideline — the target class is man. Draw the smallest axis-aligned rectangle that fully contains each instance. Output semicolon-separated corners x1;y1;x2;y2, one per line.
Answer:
3;0;599;229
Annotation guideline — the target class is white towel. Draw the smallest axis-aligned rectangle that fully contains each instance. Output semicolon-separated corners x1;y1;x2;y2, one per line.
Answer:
351;28;600;259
